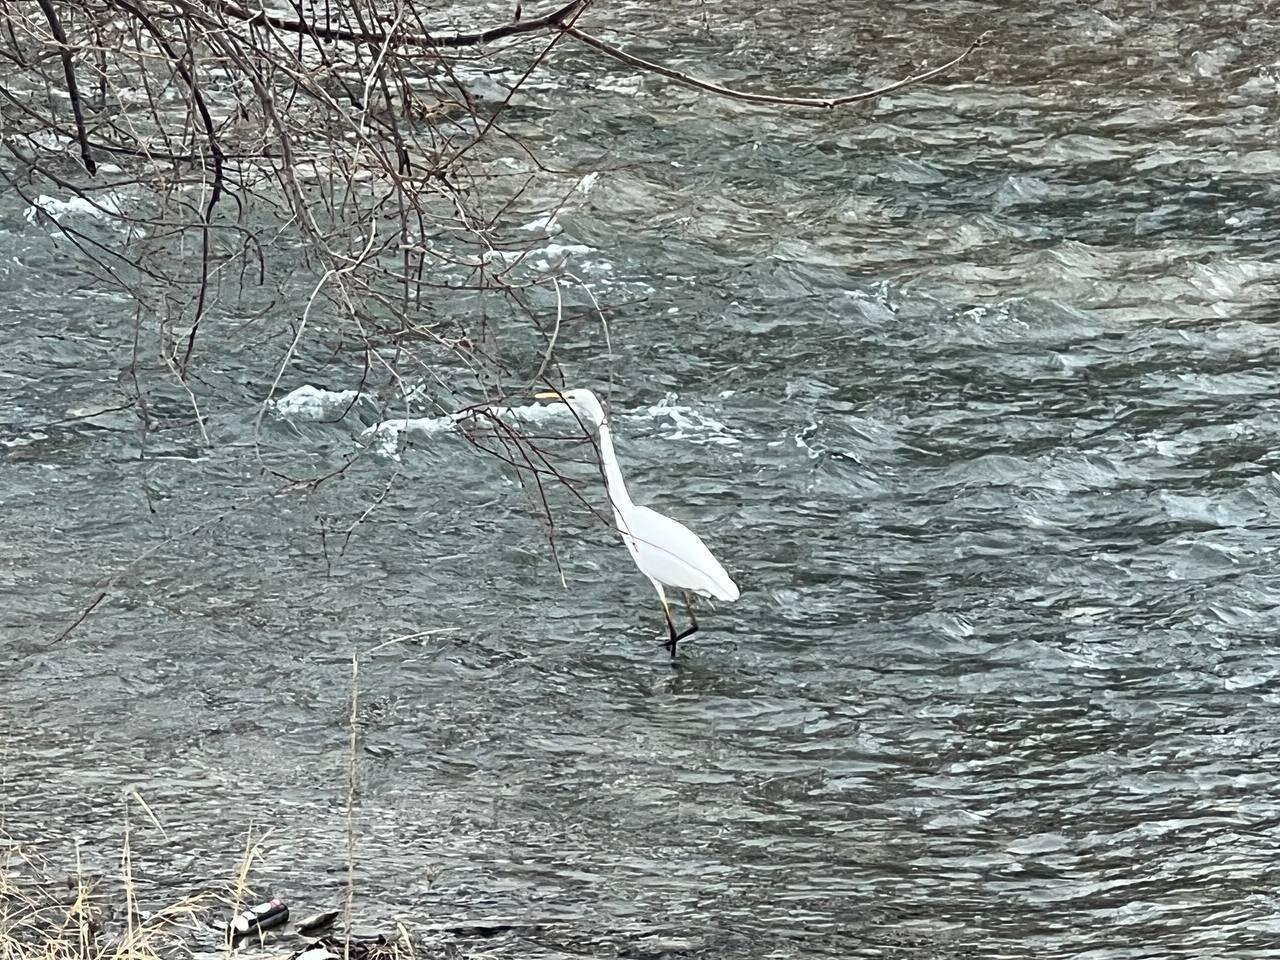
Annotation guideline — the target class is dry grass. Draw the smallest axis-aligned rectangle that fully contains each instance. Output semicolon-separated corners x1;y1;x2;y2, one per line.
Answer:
0;828;422;960
0;650;424;960
0;834;217;960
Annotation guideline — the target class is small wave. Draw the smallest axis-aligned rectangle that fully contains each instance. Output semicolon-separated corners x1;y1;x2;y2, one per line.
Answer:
23;194;123;226
638;393;740;447
360;415;458;458
793;420;823;460
22;194;137;243
1;430;48;449
485;241;613;277
272;386;738;459
596;76;644;97
269;385;364;420
359;401;573;459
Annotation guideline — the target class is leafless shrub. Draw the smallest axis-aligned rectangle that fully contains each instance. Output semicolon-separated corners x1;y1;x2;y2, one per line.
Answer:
1;1;985;638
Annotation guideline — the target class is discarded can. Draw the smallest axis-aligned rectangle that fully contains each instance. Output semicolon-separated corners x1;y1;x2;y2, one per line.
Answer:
227;898;289;943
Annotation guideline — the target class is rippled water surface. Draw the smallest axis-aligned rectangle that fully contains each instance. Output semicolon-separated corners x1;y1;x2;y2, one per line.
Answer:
5;1;1280;957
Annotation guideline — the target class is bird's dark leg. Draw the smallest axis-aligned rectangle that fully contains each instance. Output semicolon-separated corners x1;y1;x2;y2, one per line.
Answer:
662;603;680;658
666;593;699;658
681;592;699;637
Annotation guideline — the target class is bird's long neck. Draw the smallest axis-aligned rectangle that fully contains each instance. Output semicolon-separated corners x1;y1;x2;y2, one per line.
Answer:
595;421;635;518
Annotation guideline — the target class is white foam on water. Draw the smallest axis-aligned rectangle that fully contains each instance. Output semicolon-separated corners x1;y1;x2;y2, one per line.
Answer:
488;402;577;427
358;401;573;459
637;393;740;447
269;385;364;420
485;242;612;276
1;430;49;449
360;415;458;459
792;420;823;459
515;213;563;235
283;389;734;461
23;194;123;226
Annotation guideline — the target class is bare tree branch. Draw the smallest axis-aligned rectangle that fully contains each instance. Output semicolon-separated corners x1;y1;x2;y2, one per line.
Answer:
3;1;991;643
206;0;591;49
111;0;228;375
33;0;96;173
565;27;992;108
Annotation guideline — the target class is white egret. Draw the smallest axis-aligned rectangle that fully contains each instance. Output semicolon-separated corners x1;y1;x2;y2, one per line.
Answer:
535;388;739;656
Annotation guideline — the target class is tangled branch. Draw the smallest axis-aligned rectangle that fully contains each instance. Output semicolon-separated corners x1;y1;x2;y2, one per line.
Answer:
1;1;990;642
193;0;988;109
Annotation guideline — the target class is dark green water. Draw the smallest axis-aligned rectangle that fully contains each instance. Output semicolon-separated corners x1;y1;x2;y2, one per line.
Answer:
4;1;1280;957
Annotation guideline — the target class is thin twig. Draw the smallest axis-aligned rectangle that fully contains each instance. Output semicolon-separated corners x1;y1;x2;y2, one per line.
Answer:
344;655;359;960
565;27;992;108
110;0;229;375
531;276;564;386
51;592;107;645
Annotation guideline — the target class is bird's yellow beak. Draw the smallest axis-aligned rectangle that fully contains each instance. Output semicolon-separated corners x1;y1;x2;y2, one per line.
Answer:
535;391;565;402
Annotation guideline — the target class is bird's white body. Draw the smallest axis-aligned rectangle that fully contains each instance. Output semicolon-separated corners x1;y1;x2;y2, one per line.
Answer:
537;387;739;653
618;504;740;603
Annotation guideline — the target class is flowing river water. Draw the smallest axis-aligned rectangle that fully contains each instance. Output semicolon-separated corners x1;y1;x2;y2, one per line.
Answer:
4;1;1280;957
